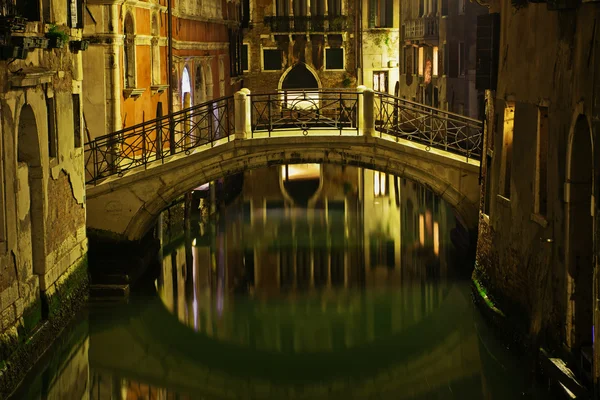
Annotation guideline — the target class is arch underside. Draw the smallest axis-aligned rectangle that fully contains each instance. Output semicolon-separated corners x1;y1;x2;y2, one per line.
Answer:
91;137;479;241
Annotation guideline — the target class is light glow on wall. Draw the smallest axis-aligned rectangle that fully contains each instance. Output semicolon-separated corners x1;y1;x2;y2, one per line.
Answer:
433;221;440;256
433;47;439;76
418;47;424;76
419;213;425;246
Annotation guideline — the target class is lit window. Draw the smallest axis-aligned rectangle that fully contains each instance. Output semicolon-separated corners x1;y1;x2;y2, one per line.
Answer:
419;214;425;246
373;71;388;92
433;46;439;76
418;47;424;76
374;171;387;197
500;102;515;199
433;221;439;256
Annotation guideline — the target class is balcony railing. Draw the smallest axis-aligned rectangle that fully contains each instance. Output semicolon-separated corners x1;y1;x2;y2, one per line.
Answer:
404;17;439;41
264;16;348;33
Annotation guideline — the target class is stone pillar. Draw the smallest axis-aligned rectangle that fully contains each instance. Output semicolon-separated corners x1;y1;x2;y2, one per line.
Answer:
234;89;251;140
358;86;375;137
241;88;252;134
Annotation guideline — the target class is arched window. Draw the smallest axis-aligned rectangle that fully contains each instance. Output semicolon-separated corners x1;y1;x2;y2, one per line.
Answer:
195;64;206;105
151;14;160;85
181;67;191;106
124;13;136;88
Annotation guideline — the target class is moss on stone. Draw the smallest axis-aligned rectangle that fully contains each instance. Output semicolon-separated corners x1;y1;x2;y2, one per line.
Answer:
20;298;42;339
0;253;89;397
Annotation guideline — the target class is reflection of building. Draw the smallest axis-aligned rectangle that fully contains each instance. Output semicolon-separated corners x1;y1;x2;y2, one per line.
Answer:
397;0;486;117
82;0;243;140
0;0;88;389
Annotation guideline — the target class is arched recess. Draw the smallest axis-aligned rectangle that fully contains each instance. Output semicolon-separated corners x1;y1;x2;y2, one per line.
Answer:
279;62;321;90
194;64;206;105
565;114;594;353
123;13;136;88
203;61;214;100
17;104;46;276
181;66;192;106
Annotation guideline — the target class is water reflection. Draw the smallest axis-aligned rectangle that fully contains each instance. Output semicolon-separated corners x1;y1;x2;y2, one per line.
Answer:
13;165;546;400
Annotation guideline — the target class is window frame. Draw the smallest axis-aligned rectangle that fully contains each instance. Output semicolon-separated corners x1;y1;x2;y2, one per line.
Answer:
261;47;283;71
324;47;345;71
242;43;250;73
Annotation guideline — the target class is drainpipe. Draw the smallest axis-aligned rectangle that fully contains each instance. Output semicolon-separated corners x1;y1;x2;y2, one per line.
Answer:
591;17;599;400
168;0;175;155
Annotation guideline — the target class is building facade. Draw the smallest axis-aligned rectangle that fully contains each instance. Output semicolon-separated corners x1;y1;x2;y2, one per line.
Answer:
82;0;243;141
474;0;600;391
0;0;88;394
241;0;360;92
397;0;486;118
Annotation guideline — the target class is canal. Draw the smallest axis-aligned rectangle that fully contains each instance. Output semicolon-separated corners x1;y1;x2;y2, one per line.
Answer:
13;165;547;399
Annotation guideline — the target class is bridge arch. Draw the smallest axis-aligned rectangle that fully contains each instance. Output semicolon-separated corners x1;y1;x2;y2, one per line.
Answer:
86;136;479;241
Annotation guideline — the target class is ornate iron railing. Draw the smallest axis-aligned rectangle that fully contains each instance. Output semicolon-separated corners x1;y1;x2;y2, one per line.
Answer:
373;92;482;159
84;96;234;184
84;89;482;185
264;15;348;33
249;90;359;136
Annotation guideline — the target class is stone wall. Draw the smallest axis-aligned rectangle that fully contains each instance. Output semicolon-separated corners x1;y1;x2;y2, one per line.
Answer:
474;0;600;367
0;3;89;394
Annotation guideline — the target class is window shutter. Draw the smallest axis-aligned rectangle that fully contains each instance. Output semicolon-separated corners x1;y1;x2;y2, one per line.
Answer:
476;13;500;90
443;44;449;76
449;41;458;78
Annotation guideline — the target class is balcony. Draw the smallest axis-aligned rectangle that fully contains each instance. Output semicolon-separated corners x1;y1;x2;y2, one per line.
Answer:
264;16;348;34
403;17;439;42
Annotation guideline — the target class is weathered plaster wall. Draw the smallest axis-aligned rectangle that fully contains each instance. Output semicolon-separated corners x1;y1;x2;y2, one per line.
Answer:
0;6;88;394
475;0;600;355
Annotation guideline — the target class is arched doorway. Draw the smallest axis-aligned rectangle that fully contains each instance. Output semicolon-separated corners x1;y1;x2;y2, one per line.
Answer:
280;63;319;90
566;115;594;360
123;13;135;88
18;105;46;277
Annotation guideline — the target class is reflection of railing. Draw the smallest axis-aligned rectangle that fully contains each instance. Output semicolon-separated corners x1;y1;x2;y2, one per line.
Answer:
250;89;359;136
84;96;234;184
264;15;348;33
404;17;438;40
373;92;482;159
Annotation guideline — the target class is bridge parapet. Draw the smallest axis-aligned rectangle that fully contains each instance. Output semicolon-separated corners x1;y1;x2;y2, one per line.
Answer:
84;89;482;185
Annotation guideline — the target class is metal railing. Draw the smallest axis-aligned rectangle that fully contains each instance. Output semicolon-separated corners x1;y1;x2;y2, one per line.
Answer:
84;89;482;185
403;17;439;40
373;92;482;159
250;89;359;136
264;15;348;33
84;96;234;184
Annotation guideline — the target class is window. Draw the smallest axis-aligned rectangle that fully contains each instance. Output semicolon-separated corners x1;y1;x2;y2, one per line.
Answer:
242;44;249;72
242;0;250;28
413;47;419;75
433;46;439;76
443;43;449;75
276;0;290;16
418;47;424;76
16;0;40;21
368;0;393;28
374;171;388;197
123;13;136;88
441;0;448;16
373;71;388;92
72;94;82;148
151;14;160;85
262;49;282;71
458;42;465;76
325;48;344;70
535;107;548;216
68;0;83;28
458;0;465;14
46;97;57;158
328;0;342;16
499;102;515;199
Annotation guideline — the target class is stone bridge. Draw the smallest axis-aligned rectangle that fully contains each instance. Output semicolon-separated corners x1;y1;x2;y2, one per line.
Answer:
85;88;482;241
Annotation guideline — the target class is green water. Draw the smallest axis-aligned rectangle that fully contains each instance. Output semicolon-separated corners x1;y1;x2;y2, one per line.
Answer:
12;167;547;399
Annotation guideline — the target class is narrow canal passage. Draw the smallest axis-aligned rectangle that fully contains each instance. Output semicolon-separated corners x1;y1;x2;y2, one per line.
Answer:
14;165;548;399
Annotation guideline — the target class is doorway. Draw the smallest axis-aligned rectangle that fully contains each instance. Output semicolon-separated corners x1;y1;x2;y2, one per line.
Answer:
566;115;594;369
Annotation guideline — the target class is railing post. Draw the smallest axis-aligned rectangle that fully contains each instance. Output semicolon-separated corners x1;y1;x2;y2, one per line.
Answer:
234;89;250;140
242;88;252;135
359;86;375;137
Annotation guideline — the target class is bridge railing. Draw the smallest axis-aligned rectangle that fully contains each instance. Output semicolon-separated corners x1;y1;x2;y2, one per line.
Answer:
84;95;234;184
373;92;483;160
249;89;360;136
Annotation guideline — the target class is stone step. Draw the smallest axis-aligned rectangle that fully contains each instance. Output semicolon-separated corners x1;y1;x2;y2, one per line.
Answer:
89;284;130;298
